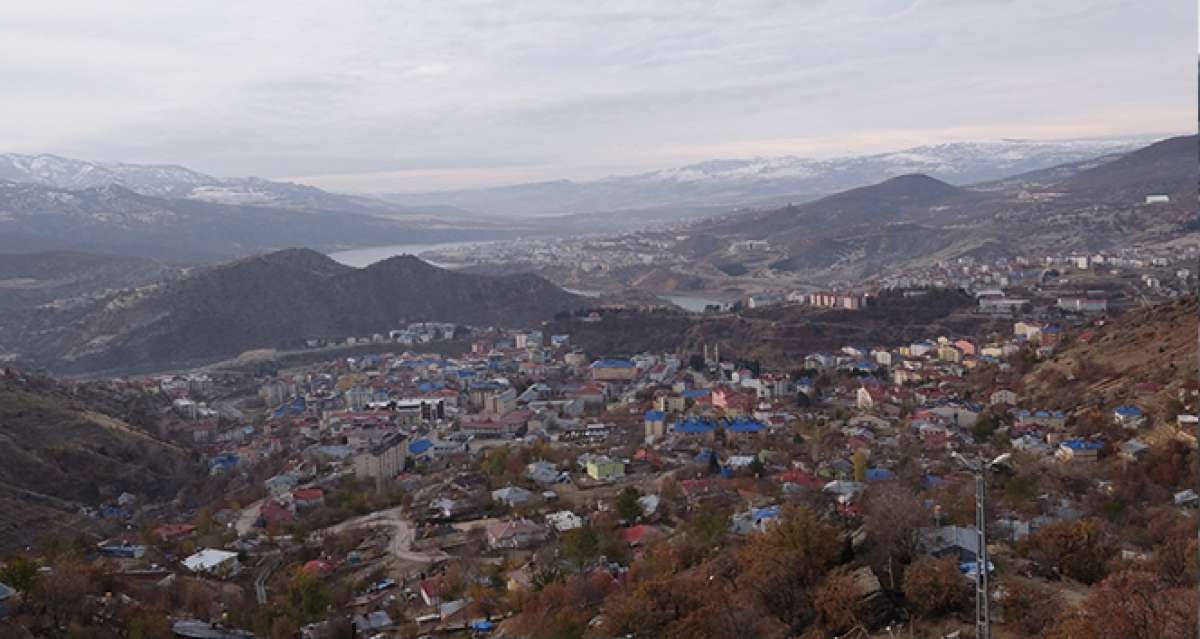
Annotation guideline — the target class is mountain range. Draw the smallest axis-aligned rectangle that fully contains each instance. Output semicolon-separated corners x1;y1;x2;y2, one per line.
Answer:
2;249;586;374
381;137;1162;217
694;134;1198;283
0;136;1169;262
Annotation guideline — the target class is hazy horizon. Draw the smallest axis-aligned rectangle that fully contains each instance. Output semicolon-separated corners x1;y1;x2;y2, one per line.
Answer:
4;1;1195;192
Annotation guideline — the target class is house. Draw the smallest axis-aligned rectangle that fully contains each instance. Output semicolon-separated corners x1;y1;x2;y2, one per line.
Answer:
491;486;535;507
264;474;298;497
525;461;567;485
1119;439;1149;462
419;578;447;606
586;457;625;481
546;510;584;532
182;548;240;578
1057;439;1103;463
486;519;548;549
919;526;980;563
1113;405;1146;429
293;488;325;509
989;389;1017;407
730;505;782;535
0;581;13;618
352;611;393;634
153;523;196;542
856;385;886;410
622;524;663;547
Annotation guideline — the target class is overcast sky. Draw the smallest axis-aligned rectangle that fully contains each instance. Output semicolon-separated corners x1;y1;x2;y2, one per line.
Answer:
2;0;1194;192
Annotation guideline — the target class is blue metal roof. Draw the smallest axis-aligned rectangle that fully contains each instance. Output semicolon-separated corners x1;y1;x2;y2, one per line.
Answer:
866;468;895;482
409;439;433;455
644;410;665;421
592;358;635;368
674;417;715;434
1061;439;1103;450
726;417;765;433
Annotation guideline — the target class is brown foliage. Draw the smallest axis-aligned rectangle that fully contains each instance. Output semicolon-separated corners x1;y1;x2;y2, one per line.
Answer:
901;556;969;617
1040;570;1195;639
1024;519;1111;584
863;483;929;570
812;568;864;634
997;576;1060;636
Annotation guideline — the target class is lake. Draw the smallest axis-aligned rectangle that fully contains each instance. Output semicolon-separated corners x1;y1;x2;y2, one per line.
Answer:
327;240;499;268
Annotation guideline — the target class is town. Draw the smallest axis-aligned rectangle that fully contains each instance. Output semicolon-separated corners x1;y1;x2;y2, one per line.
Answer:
1;289;1194;638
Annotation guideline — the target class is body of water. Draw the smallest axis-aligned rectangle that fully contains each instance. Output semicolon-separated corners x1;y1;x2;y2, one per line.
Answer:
327;240;498;268
659;294;726;313
330;247;726;313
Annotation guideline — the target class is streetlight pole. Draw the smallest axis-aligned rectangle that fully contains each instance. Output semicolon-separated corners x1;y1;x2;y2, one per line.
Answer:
974;467;990;639
954;452;1008;639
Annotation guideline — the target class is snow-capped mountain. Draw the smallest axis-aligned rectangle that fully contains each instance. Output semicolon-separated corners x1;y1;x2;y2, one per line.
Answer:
383;136;1164;217
0;153;215;197
0;152;410;215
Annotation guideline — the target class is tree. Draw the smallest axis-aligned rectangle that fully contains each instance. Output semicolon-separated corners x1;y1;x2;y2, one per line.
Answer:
813;568;863;635
996;576;1059;636
1042;570;1195;638
558;526;600;573
615;487;643;522
901;556;968;617
287;569;331;621
1025;518;1111;584
0;555;39;595
33;558;97;627
684;503;731;550
735;506;842;631
862;483;928;588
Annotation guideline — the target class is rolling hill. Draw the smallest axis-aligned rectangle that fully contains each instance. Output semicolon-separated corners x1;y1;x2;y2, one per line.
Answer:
5;249;587;374
0;371;202;553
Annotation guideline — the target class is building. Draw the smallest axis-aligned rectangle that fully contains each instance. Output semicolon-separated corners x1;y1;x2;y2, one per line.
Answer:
644;410;666;444
486;519;548;549
1057;439;1103;464
182;548;240;578
1113;405;1146;429
1057;297;1108;314
590;359;637;382
353;433;408;484
585;457;626;481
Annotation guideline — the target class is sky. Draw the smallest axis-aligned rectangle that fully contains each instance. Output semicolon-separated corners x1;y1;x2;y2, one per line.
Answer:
2;0;1195;192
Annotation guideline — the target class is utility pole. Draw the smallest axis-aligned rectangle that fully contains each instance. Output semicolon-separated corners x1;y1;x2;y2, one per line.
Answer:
953;452;1009;639
974;468;990;639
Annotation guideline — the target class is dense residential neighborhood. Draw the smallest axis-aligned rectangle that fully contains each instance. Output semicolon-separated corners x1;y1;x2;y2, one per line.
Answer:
1;289;1194;638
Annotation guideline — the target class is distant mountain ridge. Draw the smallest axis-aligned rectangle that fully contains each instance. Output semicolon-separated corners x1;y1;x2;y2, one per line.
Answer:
381;136;1164;217
4;249;587;374
694;135;1198;283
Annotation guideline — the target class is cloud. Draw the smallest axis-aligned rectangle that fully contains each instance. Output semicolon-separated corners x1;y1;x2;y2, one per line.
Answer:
0;0;1193;190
